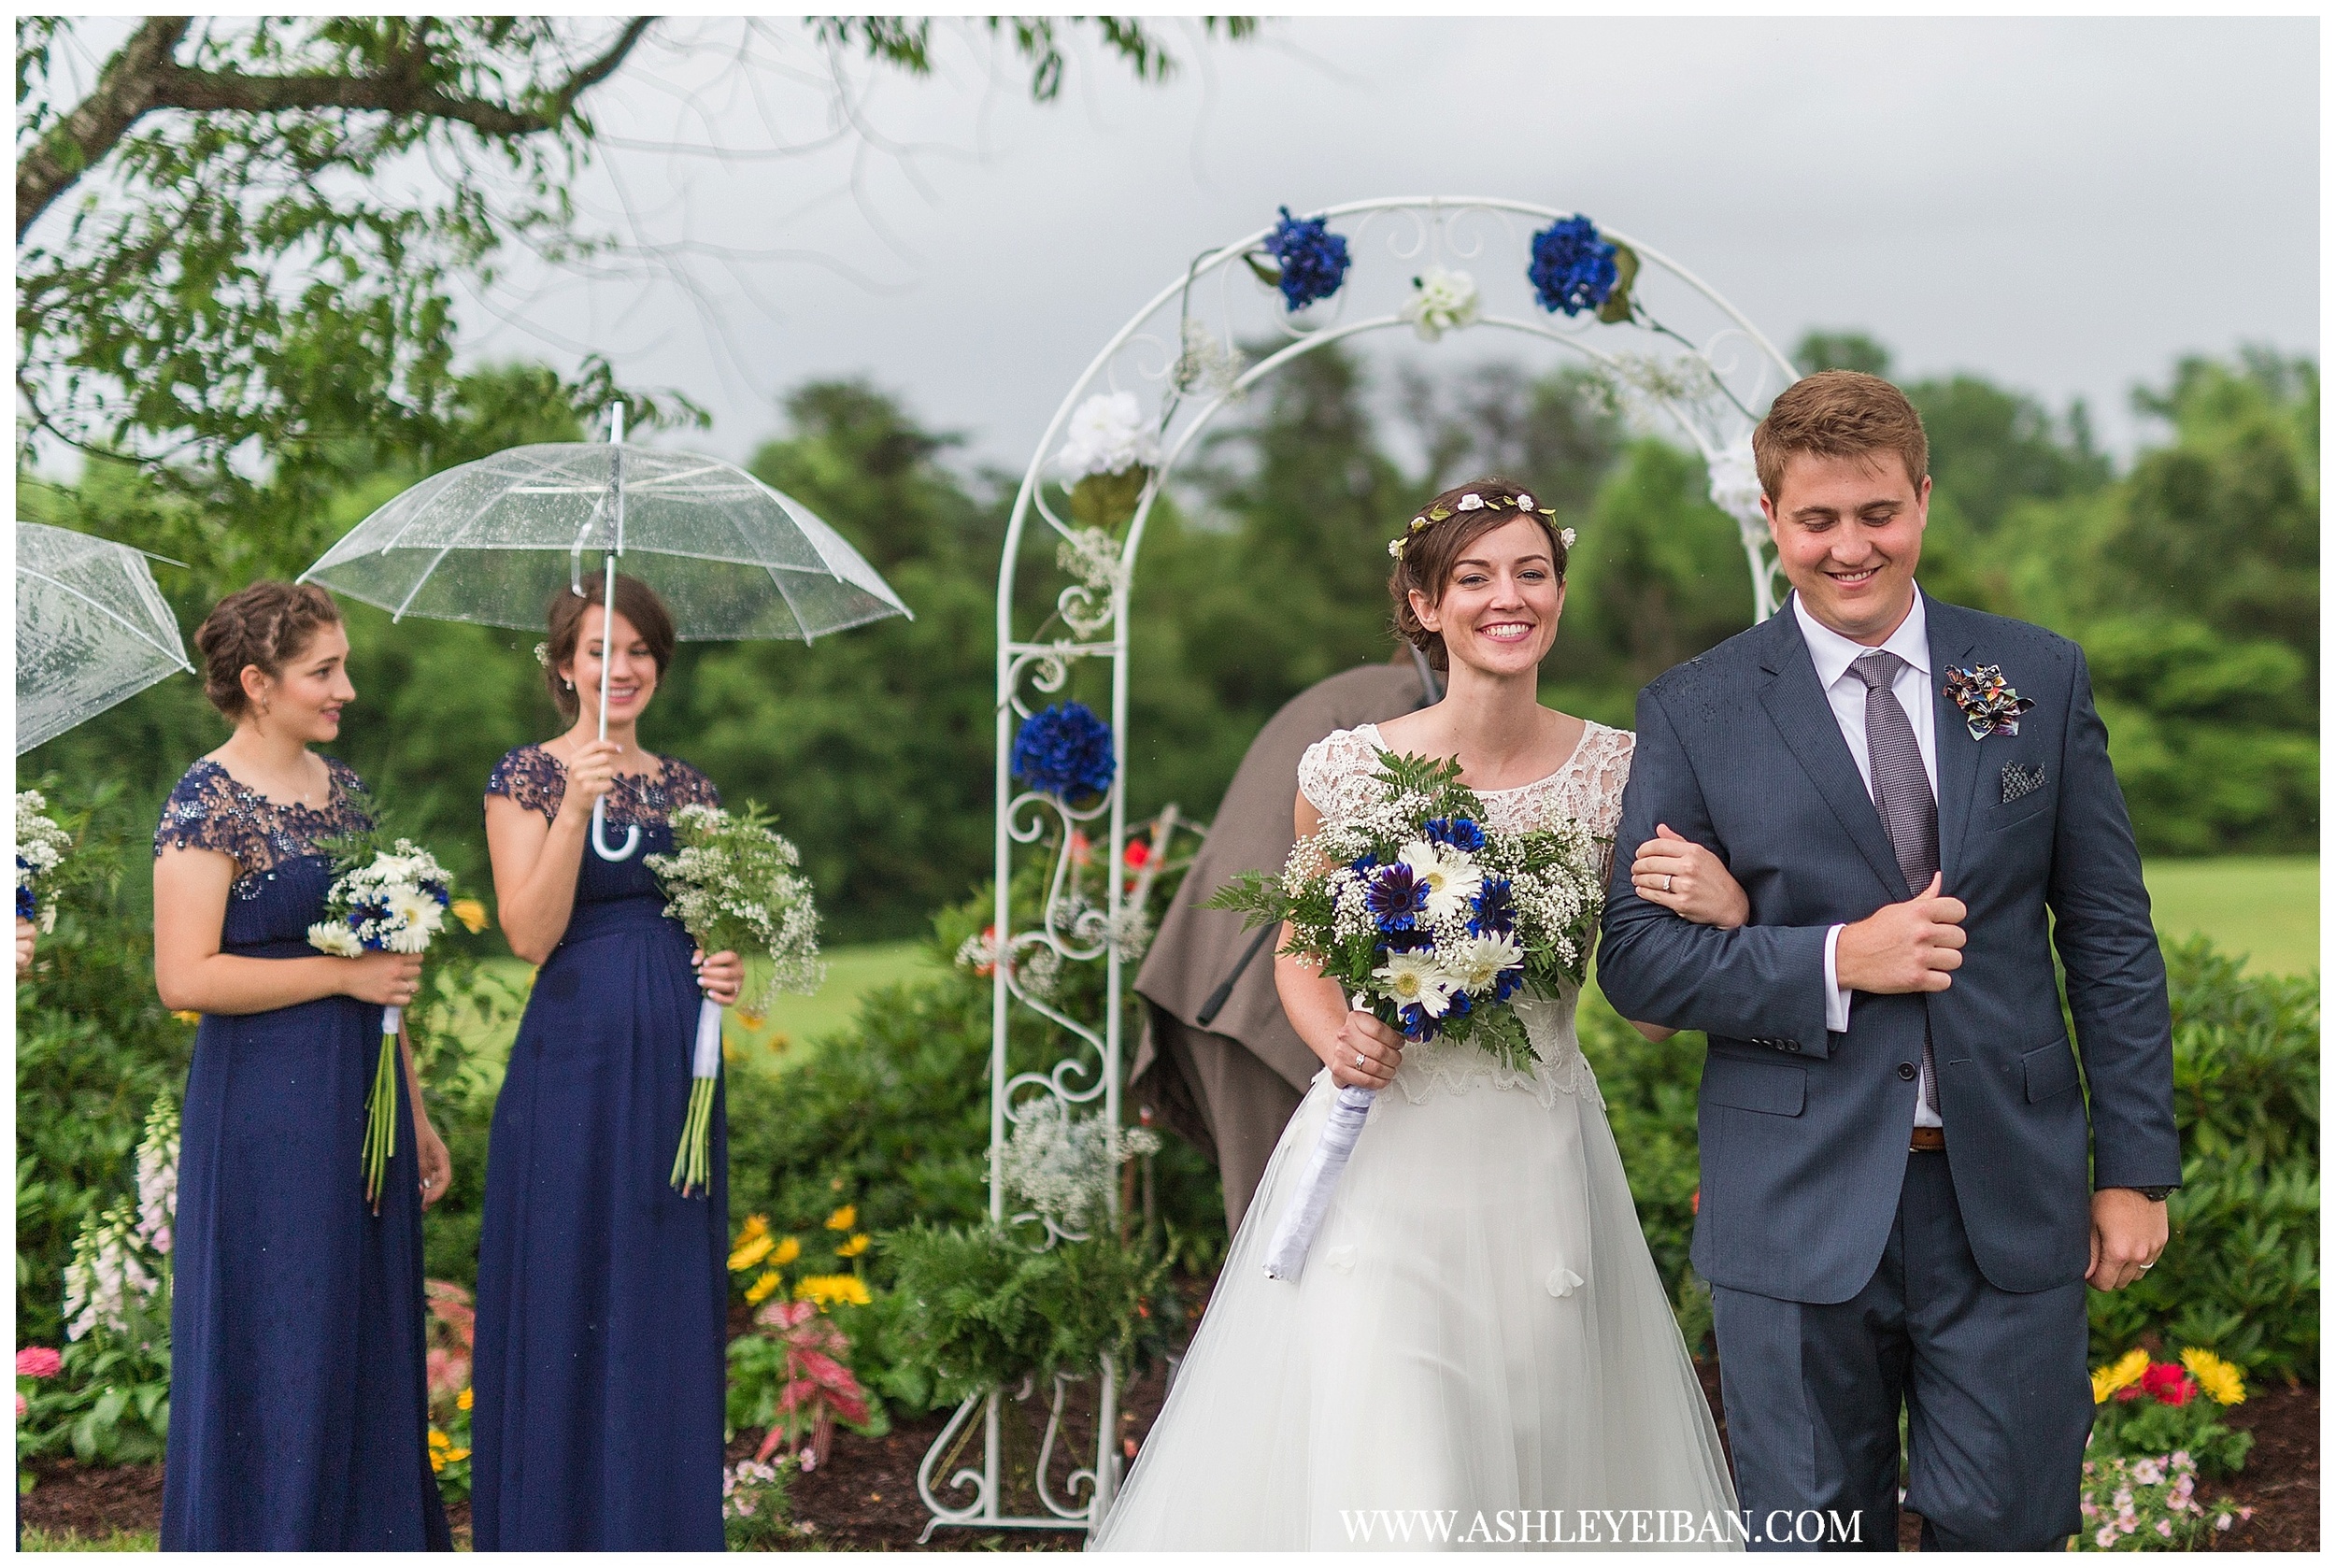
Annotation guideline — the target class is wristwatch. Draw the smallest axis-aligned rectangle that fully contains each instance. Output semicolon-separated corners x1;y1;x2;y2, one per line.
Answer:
2129;1186;2175;1203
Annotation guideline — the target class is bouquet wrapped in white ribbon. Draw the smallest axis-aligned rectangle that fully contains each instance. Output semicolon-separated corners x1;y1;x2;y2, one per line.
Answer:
647;803;822;1196
1210;750;1605;1279
307;832;460;1210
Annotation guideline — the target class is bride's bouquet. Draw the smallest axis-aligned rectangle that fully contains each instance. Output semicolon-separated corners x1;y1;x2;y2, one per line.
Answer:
1210;750;1606;1279
307;829;457;1211
647;803;823;1197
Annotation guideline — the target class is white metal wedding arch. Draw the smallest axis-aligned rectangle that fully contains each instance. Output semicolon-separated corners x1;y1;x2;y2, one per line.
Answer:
920;196;1798;1539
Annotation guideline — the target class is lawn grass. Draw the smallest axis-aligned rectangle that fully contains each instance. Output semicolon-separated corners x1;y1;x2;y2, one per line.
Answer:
19;1527;160;1552
452;940;945;1083
2142;856;2317;977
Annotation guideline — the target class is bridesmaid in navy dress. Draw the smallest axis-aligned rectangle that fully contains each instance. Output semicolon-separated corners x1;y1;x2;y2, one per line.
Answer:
470;574;742;1550
151;581;452;1550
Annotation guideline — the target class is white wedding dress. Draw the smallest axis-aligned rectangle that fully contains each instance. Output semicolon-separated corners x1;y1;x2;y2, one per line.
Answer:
1091;721;1739;1552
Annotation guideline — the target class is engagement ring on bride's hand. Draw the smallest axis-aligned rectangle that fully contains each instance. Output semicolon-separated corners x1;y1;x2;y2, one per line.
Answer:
1354;1050;1367;1068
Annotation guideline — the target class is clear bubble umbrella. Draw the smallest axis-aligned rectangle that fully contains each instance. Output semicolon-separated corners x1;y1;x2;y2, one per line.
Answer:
300;406;912;861
17;520;195;754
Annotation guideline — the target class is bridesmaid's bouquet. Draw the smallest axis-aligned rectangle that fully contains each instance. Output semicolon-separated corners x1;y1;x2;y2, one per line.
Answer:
307;827;458;1211
1209;750;1606;1280
17;791;71;933
648;803;823;1197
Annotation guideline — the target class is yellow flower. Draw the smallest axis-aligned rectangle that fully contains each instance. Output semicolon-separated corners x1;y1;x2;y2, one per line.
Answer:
457;1388;473;1411
450;898;490;934
794;1274;873;1308
746;1269;783;1304
446;1447;469;1464
824;1205;857;1232
835;1233;870;1259
772;1236;801;1267
2091;1347;2151;1404
2181;1347;2246;1406
729;1215;774;1273
430;1429;451;1450
429;1450;446;1474
172;1010;201;1025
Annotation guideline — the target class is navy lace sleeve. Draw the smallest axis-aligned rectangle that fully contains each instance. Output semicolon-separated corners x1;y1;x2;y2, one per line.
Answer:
487;745;566;822
153;757;372;882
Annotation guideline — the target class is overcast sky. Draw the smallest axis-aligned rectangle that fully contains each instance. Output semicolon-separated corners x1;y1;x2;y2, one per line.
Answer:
400;17;2320;474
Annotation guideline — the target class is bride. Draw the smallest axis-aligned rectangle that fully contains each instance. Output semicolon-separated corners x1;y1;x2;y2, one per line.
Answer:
1093;481;1750;1551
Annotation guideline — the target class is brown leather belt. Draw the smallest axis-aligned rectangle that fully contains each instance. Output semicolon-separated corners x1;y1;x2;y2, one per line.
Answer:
1910;1126;1945;1153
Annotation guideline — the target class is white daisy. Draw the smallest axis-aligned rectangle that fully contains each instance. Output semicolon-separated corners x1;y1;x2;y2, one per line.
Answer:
307;921;363;958
1373;949;1458;1018
1445;933;1525;991
1398;839;1483;924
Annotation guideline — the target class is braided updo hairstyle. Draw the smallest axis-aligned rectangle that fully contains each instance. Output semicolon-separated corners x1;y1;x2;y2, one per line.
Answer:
193;580;343;717
1388;477;1571;672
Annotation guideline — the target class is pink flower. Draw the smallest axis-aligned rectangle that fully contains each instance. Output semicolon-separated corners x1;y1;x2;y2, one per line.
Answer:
2156;1519;2173;1538
14;1393;23;1418
15;1347;61;1379
2095;1526;2116;1548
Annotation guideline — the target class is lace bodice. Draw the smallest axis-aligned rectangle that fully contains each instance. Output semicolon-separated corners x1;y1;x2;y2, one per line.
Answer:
1296;720;1637;1108
154;757;371;897
1298;720;1635;848
484;744;719;828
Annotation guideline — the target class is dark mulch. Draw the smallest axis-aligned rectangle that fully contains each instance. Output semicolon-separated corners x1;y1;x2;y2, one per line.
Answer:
17;1375;2317;1551
16;1457;163;1542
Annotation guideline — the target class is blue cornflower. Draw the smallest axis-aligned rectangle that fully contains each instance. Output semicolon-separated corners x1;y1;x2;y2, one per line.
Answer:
1490;966;1526;1005
1470;877;1516;935
1364;862;1428;932
16;883;35;922
1263;207;1351;312
1347;851;1379;876
1425;816;1487;852
1397;1002;1442;1042
1528;216;1618;318
1011;702;1117;802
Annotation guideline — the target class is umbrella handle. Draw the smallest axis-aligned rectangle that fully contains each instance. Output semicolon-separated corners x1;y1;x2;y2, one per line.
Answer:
591;796;641;862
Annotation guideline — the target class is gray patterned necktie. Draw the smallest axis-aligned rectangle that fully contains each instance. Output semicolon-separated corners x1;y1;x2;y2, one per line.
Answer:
1851;649;1941;1115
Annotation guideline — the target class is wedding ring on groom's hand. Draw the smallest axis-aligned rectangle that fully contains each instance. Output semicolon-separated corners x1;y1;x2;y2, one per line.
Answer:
1663;874;1674;894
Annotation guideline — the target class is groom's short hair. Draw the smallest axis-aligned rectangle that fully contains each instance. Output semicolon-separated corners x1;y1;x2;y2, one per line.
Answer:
1753;371;1929;502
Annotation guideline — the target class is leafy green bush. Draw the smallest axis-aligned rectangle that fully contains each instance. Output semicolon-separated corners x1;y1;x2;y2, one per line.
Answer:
874;1222;1178;1410
2087;938;2318;1381
15;778;192;1348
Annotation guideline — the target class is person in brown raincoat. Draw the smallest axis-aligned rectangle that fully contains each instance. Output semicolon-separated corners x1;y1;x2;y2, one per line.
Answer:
1130;649;1440;1234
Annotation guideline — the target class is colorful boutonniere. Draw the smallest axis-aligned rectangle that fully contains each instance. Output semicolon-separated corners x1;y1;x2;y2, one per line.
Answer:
1944;664;2036;740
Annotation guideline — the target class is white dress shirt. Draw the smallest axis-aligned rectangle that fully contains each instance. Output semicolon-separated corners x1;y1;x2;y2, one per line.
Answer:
1795;589;1943;1128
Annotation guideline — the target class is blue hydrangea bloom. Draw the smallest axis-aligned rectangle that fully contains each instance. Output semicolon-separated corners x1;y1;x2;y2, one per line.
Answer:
1011;702;1117;802
1528;215;1617;317
1264;207;1350;312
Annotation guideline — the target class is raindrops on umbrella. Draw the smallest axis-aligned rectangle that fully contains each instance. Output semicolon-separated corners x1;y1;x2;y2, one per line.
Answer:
17;520;193;754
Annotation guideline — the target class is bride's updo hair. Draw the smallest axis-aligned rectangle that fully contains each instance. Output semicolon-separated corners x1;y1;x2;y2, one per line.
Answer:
1389;477;1570;671
542;572;677;719
193;580;343;717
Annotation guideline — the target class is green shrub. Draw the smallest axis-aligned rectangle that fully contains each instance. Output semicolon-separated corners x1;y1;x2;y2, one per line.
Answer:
15;779;192;1348
2087;938;2318;1382
874;1222;1179;1411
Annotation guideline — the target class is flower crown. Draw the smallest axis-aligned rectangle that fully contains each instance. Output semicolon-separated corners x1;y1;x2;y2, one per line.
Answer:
1389;491;1578;561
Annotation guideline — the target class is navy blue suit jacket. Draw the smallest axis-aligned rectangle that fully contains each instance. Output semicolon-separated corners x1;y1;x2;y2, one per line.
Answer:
1596;593;2180;1303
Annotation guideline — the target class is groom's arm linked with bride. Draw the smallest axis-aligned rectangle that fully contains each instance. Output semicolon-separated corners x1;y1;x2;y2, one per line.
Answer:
1595;371;2181;1553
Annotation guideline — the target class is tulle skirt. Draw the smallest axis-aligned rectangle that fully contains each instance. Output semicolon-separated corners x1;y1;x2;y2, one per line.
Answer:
1092;994;1738;1551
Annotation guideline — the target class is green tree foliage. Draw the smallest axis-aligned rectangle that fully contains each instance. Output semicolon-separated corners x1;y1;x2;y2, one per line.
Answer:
2009;352;2318;853
16;15;1245;585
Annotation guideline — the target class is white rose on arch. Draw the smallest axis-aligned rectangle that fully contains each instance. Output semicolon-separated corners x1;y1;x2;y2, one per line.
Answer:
1399;265;1480;343
1055;392;1161;482
1704;437;1765;524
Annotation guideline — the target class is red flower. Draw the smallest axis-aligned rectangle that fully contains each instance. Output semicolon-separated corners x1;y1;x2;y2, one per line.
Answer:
2139;1362;2196;1406
1069;831;1093;867
1123;839;1152;871
15;1347;61;1379
1689;1188;1700;1216
2115;1384;2144;1403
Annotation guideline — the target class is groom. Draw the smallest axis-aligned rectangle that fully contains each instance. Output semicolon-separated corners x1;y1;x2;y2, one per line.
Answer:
1597;372;2180;1551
